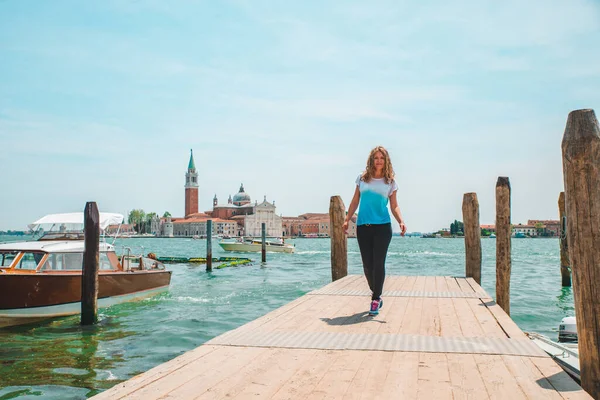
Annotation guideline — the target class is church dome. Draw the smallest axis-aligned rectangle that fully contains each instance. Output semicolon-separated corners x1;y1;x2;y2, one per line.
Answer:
232;184;251;204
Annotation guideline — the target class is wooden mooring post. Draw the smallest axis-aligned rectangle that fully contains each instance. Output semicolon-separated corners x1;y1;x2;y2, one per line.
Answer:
496;177;511;316
329;195;347;281
261;223;266;263
206;220;212;272
462;192;481;285
558;192;571;287
81;201;99;325
561;108;600;399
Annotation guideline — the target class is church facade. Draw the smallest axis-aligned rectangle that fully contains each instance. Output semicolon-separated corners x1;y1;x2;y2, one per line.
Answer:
158;150;283;238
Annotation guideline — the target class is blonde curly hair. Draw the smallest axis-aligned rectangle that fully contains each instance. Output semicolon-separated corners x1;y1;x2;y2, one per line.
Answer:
360;145;395;184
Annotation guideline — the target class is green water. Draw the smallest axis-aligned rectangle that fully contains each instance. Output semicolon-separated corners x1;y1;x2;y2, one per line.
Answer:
0;236;574;399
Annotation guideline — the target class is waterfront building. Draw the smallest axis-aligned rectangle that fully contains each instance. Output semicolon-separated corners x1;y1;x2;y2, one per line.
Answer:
480;224;496;233
528;220;560;236
513;224;537;237
282;213;357;238
171;214;237;238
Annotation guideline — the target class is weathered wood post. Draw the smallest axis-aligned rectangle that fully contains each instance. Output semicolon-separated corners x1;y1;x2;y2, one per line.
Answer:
462;192;482;285
206;220;212;272
562;108;600;399
558;192;571;287
261;223;266;263
496;177;511;316
329;195;347;281
81;201;99;325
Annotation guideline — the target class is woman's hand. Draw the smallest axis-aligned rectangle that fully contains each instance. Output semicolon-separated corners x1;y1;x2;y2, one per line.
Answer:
342;220;349;234
400;222;407;236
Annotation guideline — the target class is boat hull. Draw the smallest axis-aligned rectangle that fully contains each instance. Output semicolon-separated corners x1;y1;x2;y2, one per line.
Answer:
218;242;294;253
0;271;171;328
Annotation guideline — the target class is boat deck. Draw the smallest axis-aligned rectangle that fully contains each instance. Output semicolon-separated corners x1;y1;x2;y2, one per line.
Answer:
92;275;591;399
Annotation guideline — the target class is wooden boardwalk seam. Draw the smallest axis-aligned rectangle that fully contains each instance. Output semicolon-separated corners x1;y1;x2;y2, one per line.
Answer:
92;275;592;399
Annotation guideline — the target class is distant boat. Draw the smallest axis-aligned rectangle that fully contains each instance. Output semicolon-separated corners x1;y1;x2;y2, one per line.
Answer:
218;237;295;253
489;233;496;238
514;232;527;238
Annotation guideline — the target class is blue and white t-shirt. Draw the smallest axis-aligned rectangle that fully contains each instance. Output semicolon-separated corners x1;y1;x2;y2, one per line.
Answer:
356;174;398;225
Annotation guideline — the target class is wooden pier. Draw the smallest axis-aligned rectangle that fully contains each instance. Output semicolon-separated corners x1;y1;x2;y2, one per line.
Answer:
93;275;590;399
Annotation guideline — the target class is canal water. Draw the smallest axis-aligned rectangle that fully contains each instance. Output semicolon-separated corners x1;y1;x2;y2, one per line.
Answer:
0;236;574;399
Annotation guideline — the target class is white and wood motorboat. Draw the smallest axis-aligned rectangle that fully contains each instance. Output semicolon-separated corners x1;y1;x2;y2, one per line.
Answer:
218;237;295;253
0;212;171;328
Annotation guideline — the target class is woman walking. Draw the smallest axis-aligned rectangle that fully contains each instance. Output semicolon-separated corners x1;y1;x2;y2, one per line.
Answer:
342;146;406;315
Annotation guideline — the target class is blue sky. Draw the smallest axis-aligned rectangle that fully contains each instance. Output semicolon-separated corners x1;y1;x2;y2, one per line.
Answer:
1;0;599;232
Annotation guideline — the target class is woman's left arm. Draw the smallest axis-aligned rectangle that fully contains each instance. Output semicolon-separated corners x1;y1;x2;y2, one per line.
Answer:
389;190;407;236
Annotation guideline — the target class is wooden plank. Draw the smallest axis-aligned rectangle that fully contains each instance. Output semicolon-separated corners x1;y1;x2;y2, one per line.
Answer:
530;357;592;400
474;354;527;400
465;298;507;338
501;355;563;400
435;276;450;292
126;346;267;399
419;297;441;336
446;276;462;292
203;348;317;399
412;276;427;292
438;297;463;337
456;277;476;294
270;350;340;400
402;297;424;334
423;275;438;292
400;275;418;291
447;353;489;400
381;352;419;399
417;353;453;399
193;348;315;399
480;299;527;339
379;297;411;335
305;348;369;399
452;298;485;337
345;350;394;400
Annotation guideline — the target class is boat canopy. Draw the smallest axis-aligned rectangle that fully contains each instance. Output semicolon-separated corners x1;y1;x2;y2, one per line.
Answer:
28;212;124;232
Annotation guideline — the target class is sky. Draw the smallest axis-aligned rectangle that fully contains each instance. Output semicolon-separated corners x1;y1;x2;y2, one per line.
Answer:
1;0;599;233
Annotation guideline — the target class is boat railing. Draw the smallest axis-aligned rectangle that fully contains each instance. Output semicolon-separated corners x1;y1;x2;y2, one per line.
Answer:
526;332;579;359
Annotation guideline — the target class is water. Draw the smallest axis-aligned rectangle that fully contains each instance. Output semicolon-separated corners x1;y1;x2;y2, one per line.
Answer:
0;236;574;399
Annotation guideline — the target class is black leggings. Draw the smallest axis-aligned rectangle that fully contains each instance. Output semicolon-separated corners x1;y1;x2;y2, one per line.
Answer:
357;223;392;300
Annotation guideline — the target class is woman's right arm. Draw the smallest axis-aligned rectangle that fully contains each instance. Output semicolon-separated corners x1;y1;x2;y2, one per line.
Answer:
342;186;360;233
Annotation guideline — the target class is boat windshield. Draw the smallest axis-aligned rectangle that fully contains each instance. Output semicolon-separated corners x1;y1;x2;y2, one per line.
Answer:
39;252;114;271
13;252;45;270
0;251;19;268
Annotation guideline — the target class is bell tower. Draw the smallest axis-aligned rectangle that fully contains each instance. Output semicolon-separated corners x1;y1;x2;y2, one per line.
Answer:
185;149;199;217
213;194;218;207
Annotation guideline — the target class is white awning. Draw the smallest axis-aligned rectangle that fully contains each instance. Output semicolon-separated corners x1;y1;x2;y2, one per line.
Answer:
28;212;125;231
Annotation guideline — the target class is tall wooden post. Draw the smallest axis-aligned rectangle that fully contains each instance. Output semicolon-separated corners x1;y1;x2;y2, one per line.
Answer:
261;223;266;263
562;108;600;399
496;177;511;316
206;220;212;272
462;193;482;285
81;202;99;325
329;196;347;281
558;192;571;287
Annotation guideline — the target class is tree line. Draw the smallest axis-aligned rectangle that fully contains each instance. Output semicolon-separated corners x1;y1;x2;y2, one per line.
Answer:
127;210;171;234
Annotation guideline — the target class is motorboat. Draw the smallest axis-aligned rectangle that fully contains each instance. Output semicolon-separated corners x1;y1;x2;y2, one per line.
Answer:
527;316;580;384
218;237;295;254
527;332;580;383
0;212;171;328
